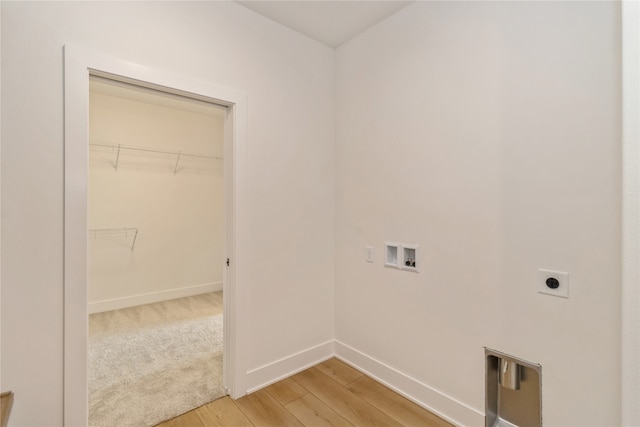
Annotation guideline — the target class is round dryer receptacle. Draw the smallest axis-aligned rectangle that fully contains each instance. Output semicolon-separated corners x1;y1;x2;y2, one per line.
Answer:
546;277;560;289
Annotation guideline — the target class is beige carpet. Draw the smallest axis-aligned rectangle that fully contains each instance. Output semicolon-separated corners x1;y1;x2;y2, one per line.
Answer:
88;292;225;427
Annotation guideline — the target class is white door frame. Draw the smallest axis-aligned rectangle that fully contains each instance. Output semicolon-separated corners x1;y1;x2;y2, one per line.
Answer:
63;45;249;426
622;1;640;426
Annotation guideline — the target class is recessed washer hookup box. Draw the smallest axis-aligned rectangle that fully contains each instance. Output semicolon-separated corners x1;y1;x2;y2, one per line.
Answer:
485;348;542;427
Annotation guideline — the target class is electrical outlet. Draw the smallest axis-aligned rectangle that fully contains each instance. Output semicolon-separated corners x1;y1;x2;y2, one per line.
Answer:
365;246;374;263
538;268;569;298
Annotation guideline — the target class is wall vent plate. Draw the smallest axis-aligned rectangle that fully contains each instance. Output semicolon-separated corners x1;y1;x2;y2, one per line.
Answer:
538;268;569;298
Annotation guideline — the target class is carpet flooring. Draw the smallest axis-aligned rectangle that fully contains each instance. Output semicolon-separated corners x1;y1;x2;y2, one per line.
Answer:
88;292;225;427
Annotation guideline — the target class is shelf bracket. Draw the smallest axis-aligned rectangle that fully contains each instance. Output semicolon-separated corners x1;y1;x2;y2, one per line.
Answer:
129;228;138;251
173;151;182;174
114;144;121;170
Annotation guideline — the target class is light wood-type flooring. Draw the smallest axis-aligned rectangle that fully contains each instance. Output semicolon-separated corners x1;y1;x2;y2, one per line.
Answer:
156;358;453;427
1;391;14;427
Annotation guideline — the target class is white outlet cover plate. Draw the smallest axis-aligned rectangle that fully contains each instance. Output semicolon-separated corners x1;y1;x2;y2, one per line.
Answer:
538;268;569;298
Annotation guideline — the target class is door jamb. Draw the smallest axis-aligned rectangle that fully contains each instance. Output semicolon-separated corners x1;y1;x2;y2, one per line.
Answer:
622;2;640;425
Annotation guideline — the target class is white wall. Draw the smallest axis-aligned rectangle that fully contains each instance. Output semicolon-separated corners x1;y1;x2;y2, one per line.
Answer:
0;1;626;426
0;0;3;395
335;2;621;426
1;2;335;425
88;83;224;310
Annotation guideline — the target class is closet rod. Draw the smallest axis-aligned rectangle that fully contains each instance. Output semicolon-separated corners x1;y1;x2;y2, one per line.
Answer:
89;143;223;160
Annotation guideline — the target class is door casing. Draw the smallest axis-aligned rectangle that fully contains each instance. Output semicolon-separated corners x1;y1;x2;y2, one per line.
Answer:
63;45;249;426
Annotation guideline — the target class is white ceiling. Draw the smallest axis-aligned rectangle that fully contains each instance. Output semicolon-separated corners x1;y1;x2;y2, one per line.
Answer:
236;1;413;48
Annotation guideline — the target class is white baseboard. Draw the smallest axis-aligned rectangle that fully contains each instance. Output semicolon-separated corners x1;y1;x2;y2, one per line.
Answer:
88;281;223;314
334;341;484;427
246;340;335;394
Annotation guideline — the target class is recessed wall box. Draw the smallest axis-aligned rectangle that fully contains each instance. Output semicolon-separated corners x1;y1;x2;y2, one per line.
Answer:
384;242;400;268
402;244;419;272
485;348;542;427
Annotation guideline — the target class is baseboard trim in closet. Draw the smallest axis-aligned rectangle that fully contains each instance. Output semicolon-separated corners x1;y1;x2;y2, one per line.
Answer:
88;281;223;314
334;341;484;427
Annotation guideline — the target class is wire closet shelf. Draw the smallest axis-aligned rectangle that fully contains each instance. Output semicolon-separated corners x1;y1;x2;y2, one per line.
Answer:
89;228;139;251
89;142;223;174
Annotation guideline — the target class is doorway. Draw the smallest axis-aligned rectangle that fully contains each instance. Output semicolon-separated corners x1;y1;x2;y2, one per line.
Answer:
87;76;227;426
63;46;249;426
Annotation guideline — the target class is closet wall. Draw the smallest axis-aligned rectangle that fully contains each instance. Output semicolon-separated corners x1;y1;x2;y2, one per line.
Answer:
88;78;225;312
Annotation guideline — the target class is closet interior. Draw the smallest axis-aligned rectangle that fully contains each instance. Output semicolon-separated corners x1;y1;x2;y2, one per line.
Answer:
87;76;227;426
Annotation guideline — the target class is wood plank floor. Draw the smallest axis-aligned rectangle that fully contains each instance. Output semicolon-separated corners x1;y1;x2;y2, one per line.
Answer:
1;391;14;427
156;358;453;427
